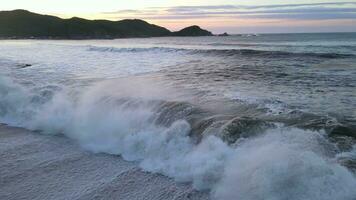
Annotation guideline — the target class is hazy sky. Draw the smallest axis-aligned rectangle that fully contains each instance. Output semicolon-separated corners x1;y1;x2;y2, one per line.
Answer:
1;0;356;33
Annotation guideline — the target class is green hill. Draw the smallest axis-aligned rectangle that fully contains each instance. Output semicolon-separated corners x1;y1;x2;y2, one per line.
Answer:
0;10;212;39
173;25;212;36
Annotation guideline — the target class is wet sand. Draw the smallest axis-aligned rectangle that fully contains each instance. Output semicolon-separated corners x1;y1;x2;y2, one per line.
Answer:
0;125;209;200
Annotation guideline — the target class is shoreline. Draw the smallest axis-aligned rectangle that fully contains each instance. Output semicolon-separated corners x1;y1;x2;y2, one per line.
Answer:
0;35;216;41
0;125;209;200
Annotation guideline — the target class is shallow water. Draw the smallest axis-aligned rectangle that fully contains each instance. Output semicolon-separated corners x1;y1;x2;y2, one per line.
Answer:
0;125;209;200
0;33;356;199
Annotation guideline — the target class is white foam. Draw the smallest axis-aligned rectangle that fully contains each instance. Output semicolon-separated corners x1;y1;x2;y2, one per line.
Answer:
0;76;355;200
213;129;356;200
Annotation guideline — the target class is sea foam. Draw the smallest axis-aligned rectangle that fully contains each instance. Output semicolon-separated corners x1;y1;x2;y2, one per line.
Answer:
0;76;355;200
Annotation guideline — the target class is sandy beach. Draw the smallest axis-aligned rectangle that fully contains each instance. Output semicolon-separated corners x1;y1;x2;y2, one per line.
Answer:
0;125;209;200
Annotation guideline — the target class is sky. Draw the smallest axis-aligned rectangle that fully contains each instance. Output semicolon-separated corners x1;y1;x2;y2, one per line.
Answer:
1;0;356;33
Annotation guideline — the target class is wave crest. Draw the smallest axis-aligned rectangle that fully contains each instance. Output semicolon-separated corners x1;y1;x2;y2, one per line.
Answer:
87;45;355;59
0;76;355;199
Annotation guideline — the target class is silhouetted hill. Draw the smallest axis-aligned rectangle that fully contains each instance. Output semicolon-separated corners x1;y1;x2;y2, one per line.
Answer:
172;26;213;36
0;10;212;39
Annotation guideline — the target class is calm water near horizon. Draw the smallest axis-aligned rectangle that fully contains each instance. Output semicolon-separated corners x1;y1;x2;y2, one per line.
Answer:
0;32;356;199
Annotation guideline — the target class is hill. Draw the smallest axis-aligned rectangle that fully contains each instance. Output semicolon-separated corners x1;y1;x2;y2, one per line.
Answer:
173;26;212;36
0;10;212;39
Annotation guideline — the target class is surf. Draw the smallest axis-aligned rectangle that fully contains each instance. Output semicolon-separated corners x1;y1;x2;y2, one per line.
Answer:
0;75;355;199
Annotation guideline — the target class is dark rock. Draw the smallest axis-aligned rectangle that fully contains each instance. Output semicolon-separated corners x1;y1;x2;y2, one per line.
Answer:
217;32;229;36
172;26;213;37
17;63;32;68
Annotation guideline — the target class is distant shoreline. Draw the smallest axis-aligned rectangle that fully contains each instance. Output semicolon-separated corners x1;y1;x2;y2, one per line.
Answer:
0;10;214;39
0;35;216;40
1;32;355;41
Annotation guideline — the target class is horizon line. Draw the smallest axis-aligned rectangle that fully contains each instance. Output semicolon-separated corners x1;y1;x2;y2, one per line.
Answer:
1;9;356;34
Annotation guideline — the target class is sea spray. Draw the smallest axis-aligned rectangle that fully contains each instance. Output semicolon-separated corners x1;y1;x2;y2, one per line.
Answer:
213;129;356;200
0;76;33;124
0;75;355;199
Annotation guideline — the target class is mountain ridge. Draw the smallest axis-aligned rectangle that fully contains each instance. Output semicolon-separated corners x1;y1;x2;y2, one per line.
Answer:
0;9;213;39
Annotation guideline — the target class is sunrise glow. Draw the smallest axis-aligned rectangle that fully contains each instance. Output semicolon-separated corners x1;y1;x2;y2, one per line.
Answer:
1;1;356;33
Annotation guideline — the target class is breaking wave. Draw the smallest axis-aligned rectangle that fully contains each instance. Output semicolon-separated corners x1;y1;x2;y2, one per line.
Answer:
87;46;356;59
0;75;355;200
87;46;183;53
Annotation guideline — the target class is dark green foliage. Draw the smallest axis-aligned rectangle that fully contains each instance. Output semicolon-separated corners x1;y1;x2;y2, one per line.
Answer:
0;10;212;39
172;25;213;37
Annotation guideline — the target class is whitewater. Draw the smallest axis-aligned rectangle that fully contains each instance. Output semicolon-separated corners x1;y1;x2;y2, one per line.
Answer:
0;33;356;200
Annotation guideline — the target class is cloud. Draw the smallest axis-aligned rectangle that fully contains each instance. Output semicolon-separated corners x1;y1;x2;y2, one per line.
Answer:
164;5;237;13
103;2;356;21
236;13;356;20
162;2;356;11
102;9;141;14
239;2;356;9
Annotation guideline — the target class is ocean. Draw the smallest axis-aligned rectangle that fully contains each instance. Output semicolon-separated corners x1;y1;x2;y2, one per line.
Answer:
0;33;356;199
